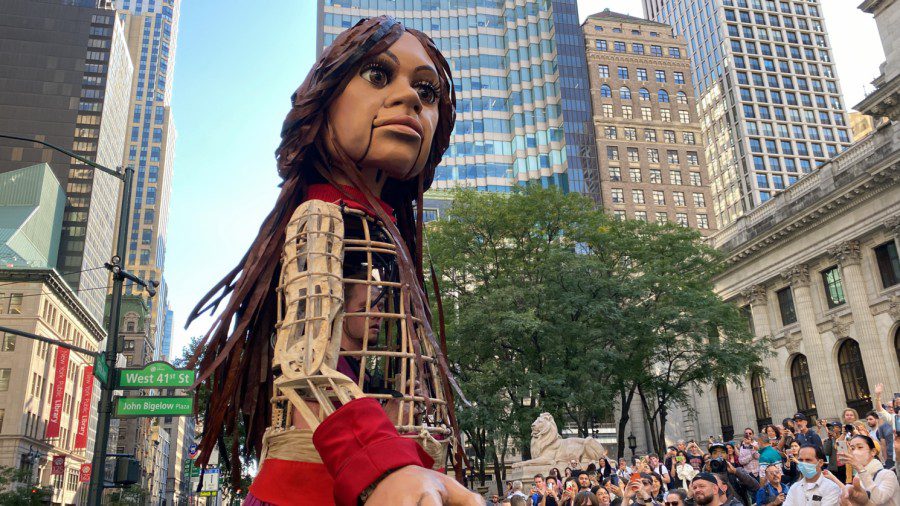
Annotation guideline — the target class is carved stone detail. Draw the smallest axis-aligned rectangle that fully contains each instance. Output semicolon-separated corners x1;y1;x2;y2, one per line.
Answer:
741;285;768;306
781;264;810;287
884;215;900;237
828;240;862;267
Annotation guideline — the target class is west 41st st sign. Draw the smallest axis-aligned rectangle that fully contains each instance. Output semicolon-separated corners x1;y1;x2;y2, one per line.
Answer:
117;361;195;389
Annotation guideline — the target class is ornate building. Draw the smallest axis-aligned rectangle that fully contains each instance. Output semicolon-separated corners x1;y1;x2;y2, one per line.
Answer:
677;0;900;441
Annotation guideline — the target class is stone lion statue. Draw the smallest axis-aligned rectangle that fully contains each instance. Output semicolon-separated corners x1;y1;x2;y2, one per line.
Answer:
530;412;606;464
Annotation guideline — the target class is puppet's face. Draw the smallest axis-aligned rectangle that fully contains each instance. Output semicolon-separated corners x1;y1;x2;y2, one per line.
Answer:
326;32;440;181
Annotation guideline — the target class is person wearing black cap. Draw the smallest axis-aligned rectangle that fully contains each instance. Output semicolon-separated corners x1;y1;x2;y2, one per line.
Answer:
792;413;824;452
689;472;734;506
704;443;758;505
821;421;847;483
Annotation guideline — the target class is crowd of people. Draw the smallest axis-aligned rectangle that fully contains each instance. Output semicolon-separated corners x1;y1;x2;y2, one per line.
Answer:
489;384;900;506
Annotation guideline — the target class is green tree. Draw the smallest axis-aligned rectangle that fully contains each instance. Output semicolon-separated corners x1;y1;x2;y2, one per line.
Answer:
178;337;252;499
426;187;767;474
0;465;51;505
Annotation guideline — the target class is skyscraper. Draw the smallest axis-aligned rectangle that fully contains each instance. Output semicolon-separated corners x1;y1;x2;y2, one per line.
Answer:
317;0;600;200
116;0;180;357
0;0;133;321
583;11;716;234
643;0;851;227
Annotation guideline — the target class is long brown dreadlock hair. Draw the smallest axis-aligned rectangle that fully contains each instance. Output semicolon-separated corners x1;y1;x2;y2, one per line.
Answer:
185;16;458;480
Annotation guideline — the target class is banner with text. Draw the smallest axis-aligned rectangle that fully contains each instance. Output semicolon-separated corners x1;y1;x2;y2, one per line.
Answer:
74;366;94;449
51;455;65;476
46;348;70;438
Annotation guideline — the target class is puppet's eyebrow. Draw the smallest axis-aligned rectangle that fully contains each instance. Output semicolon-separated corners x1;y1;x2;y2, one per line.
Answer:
415;65;438;77
383;50;400;65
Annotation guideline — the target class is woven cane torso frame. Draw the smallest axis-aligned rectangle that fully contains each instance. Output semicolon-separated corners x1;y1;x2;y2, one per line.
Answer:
264;199;451;467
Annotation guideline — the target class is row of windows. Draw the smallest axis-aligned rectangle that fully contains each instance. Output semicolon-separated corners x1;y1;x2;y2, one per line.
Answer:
611;209;710;229
601;125;696;146
599;86;690;106
609;167;704;189
611;187;707;207
747;121;848;143
598;65;686;85
594;39;682;59
724;0;820;17
775;241;900;328
605;146;700;166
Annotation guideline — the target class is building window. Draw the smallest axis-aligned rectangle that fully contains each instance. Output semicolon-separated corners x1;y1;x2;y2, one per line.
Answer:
614;41;626;53
674;72;685;85
619;86;631;99
627;148;639;162
618;66;629;79
613;210;626;220
667;150;679;165
716;382;734;441
0;369;9;392
598;64;609;78
649;169;662;183
622;106;633;119
632;190;645;204
751;373;772;429
660;109;671;122
605;126;617;139
669;170;682;185
641;107;652;120
821;266;846;308
609;167;621;181
624;128;637;140
637;68;648;81
652;190;666;205
874;241;900;288
777;287;797;325
629;168;642;182
607;146;619;160
655;212;667;224
791;354;818;419
676;91;688;104
697;214;709;229
669;47;681;58
679;111;691;123
690;172;702;186
693;193;706;207
600;84;612;98
647;149;660;163
655;70;666;83
611;189;624;203
651;45;663;57
8;294;22;315
596;40;608;50
837;339;872;415
635;211;647;221
645;129;657;142
0;333;14;352
673;192;685;206
602;104;613;117
658;89;669;103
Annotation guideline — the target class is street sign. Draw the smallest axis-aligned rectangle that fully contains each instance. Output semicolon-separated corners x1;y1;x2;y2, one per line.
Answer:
114;396;193;417
79;463;91;483
93;352;109;386
117;361;195;389
199;491;217;497
201;466;219;497
184;458;200;477
188;443;199;459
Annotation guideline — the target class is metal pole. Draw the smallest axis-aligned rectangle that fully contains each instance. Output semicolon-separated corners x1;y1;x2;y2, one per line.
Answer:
0;325;98;358
86;165;133;506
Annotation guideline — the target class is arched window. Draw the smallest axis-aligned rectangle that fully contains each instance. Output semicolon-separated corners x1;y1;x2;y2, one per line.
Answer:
619;86;631;99
600;84;612;98
676;91;688;104
751;372;772;429
658;89;670;102
716;382;734;441
791;354;818;419
838;339;872;414
895;327;900;368
639;88;651;101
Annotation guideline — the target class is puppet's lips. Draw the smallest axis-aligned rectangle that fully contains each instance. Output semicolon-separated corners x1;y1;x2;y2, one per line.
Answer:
376;116;423;138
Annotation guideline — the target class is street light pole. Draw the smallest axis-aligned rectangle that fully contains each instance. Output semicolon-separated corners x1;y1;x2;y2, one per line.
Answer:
86;163;132;506
0;134;138;506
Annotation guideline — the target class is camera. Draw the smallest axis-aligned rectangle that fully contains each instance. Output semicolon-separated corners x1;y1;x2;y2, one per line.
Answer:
709;457;727;474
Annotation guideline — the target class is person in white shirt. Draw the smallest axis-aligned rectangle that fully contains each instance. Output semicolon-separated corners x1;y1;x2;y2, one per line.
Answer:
783;445;842;506
837;434;900;506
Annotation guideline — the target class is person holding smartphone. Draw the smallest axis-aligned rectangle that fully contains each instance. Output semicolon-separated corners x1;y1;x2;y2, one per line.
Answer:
755;466;788;506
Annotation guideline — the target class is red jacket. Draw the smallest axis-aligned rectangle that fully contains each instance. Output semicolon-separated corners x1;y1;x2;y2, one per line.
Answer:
247;398;434;506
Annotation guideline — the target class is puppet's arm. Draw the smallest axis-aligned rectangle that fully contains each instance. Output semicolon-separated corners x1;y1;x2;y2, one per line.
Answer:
273;199;365;430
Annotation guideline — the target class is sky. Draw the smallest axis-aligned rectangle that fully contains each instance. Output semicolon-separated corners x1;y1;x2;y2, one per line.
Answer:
165;0;885;358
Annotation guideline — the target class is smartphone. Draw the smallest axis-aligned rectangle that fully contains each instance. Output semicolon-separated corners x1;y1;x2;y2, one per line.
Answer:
836;439;848;454
676;456;685;463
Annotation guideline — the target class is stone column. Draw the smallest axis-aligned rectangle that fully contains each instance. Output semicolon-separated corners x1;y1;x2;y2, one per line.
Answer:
742;285;793;421
830;240;900;392
781;265;840;417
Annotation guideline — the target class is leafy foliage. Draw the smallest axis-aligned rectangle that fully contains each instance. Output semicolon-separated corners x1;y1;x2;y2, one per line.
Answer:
0;465;51;505
425;187;766;481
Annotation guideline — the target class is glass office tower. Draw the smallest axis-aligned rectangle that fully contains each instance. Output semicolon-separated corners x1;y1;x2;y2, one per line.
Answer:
317;0;600;200
643;0;851;227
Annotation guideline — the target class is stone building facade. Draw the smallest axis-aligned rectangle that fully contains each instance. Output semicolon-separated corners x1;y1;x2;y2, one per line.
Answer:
583;10;715;234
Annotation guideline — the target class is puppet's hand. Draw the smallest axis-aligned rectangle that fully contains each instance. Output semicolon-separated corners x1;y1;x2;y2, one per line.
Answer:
365;466;483;505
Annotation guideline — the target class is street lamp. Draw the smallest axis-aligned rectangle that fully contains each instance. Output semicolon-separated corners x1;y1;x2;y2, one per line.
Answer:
0;133;151;506
627;433;637;460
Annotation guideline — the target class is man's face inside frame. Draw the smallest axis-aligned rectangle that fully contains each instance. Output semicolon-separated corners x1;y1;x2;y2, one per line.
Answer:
342;280;387;352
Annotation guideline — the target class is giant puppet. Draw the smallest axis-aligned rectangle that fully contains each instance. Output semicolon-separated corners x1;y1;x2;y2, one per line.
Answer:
186;16;477;505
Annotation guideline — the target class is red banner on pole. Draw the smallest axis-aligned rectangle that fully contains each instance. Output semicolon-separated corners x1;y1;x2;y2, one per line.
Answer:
51;455;65;476
79;463;92;482
74;366;94;449
46;348;70;438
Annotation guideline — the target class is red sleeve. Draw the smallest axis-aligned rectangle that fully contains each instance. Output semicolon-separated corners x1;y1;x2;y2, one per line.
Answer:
313;398;434;506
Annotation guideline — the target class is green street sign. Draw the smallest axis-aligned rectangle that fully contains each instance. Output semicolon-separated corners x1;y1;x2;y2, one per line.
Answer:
199;491;217;497
117;361;195;389
184;459;200;477
114;396;193;417
93;352;109;386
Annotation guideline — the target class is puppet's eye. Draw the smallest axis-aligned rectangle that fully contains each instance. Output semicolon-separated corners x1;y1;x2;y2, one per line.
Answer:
360;64;389;87
414;81;439;105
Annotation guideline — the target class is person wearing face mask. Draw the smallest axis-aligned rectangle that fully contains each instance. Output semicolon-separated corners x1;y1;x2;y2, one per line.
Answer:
783;445;841;506
837;434;900;506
